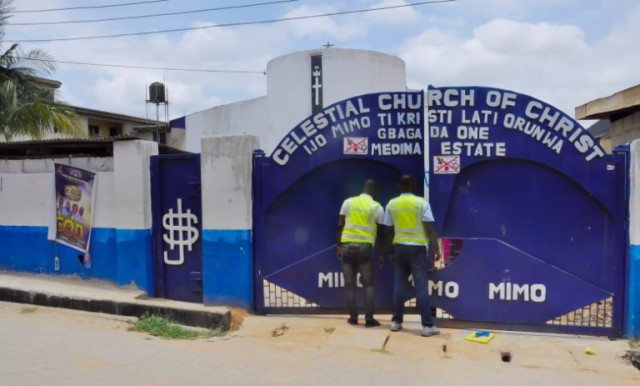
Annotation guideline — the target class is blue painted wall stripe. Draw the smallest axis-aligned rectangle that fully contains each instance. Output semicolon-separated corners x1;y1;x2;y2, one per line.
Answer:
116;229;154;294
628;245;640;337
202;229;253;309
0;225;152;293
0;226;117;280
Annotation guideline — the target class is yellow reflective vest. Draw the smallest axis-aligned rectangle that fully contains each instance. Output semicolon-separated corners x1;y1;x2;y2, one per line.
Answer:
340;194;381;246
387;194;428;245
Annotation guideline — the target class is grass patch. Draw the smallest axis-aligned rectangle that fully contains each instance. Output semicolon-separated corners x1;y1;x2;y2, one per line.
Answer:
630;340;640;349
324;327;336;334
19;307;38;314
129;314;225;340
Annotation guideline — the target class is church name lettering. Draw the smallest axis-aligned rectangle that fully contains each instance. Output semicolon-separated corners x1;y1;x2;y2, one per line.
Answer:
428;88;605;162
272;93;424;165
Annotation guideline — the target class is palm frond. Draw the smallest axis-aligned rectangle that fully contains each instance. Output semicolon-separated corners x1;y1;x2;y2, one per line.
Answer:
21;49;55;73
0;97;82;140
0;0;13;43
0;1;82;140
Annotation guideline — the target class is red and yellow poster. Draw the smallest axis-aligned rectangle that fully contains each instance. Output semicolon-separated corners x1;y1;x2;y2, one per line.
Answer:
54;164;96;252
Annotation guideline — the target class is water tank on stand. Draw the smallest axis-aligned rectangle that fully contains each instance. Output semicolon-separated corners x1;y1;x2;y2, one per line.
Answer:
149;82;166;104
145;81;169;144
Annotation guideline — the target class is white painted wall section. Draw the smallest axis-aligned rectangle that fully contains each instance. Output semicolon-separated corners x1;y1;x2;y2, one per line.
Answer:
167;128;185;150
0;142;155;230
113;140;158;229
0;157;113;174
266;52;313;152
0;158;115;228
178;48;406;155
201;135;259;230
322;49;406;105
630;140;640;245
266;49;406;155
185;97;267;153
0;173;54;227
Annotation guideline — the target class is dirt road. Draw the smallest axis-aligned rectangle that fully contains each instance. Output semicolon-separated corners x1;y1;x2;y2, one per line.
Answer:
0;301;638;385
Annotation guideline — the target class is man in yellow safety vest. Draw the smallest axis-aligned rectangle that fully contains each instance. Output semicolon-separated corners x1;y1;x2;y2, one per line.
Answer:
384;175;442;337
336;179;386;327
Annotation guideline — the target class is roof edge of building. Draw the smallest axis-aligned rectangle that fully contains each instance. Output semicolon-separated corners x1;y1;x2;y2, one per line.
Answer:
575;84;640;120
267;47;404;68
70;105;161;125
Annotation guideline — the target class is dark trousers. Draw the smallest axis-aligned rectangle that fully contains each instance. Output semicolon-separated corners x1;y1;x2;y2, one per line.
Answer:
341;243;375;320
392;244;434;327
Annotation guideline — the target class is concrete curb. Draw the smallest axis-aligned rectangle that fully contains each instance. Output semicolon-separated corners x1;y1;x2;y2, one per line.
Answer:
0;287;231;330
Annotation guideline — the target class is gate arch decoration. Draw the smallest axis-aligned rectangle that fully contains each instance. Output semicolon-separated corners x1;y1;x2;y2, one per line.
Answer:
253;87;627;336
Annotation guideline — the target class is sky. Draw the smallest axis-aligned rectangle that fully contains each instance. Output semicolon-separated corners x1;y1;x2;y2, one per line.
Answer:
3;0;640;125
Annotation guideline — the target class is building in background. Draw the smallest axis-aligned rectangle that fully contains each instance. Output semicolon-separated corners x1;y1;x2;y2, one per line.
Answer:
171;48;409;154
1;77;169;146
73;105;169;145
576;84;640;150
585;119;612;153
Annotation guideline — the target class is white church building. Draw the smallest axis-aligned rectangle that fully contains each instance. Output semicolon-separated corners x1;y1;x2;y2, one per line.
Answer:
171;48;409;154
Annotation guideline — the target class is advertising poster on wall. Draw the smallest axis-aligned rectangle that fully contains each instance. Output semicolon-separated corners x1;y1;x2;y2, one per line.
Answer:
54;164;96;253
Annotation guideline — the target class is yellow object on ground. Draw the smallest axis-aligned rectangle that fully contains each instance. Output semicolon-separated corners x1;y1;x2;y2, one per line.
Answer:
464;331;495;344
584;347;596;355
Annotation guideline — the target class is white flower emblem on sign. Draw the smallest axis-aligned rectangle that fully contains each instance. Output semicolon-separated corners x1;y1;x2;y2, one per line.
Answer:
162;198;199;266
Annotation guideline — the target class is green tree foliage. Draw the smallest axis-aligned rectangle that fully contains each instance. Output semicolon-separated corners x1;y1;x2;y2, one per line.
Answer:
0;0;81;140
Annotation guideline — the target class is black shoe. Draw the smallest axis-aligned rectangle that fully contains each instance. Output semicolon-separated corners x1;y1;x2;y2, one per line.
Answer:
347;317;358;325
364;319;381;328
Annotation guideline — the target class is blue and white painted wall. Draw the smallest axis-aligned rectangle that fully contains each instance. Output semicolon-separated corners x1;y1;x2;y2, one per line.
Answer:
0;156;115;279
0;140;158;293
113;140;158;292
628;139;640;338
200;135;259;309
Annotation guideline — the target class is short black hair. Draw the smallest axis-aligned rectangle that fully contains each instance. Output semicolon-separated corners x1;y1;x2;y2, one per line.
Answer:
363;179;380;196
398;175;416;192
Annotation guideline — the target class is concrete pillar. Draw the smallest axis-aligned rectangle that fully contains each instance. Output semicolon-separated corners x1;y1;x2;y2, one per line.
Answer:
201;135;259;309
627;140;640;338
113;140;158;292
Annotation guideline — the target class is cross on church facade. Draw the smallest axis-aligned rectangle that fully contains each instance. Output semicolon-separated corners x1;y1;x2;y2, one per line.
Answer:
310;54;324;113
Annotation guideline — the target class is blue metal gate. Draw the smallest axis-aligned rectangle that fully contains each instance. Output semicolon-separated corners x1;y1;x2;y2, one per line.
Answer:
151;153;203;303
426;86;627;336
254;92;425;313
254;88;627;336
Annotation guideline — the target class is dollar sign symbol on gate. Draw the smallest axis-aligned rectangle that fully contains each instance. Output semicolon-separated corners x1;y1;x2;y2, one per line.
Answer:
162;198;199;266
